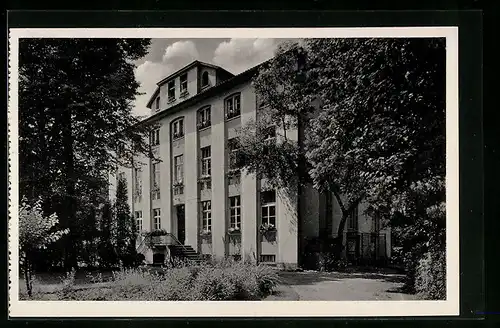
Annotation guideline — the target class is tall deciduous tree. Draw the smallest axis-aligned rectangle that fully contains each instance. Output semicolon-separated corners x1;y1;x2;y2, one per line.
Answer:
19;38;152;269
238;38;446;272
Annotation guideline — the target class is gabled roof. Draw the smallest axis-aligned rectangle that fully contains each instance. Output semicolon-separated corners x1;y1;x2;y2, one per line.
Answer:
145;60;234;108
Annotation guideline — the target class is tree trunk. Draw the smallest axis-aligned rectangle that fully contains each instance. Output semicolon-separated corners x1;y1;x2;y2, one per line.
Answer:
62;104;78;270
330;191;364;262
333;213;350;259
23;255;32;298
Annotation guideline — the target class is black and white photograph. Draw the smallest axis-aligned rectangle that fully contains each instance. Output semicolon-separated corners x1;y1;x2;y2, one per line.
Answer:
8;28;459;317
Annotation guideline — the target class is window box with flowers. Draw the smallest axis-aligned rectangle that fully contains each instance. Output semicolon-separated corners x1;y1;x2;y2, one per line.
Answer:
198;175;212;193
227;226;241;235
142;229;173;248
172;131;184;140
260;223;277;243
173;181;184;195
199;228;212;241
197;120;211;130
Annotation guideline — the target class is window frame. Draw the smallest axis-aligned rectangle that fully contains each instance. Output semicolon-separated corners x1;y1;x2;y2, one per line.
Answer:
150;129;160;146
171;117;184;140
201;71;210;87
201;200;212;233
261;191;276;227
229;196;241;229
174;154;184;184
135;211;143;232
151;162;161;200
197;106;211;130
155;97;160;111
153;208;161;230
227;137;240;170
200;146;211;177
167;80;176;101
180;73;188;95
224;93;241;120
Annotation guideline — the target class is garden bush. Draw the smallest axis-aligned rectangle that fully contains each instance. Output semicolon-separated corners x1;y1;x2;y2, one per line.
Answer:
415;249;446;300
53;260;280;301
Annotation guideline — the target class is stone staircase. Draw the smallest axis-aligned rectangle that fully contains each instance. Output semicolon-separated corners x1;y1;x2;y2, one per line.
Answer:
168;244;204;264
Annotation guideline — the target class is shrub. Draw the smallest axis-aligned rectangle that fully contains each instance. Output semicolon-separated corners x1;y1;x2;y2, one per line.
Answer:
249;264;280;296
107;268;161;300
56;268;76;299
190;267;237;300
52;260;280;301
415;250;446;300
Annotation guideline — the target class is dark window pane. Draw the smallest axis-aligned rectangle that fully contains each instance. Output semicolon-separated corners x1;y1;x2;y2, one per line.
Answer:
269;206;275;216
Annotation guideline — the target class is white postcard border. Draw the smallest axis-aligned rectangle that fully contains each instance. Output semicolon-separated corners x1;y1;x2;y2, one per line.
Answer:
8;27;460;317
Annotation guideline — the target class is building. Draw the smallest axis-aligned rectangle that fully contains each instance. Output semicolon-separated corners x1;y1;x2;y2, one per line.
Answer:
109;59;392;269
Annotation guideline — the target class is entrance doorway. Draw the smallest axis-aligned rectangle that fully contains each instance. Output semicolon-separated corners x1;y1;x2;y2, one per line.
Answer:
176;205;185;245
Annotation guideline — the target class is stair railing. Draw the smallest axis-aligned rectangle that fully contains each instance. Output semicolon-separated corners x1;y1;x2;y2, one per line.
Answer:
166;233;192;255
136;236;146;252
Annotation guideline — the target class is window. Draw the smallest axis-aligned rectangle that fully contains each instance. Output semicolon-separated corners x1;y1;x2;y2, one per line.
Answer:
152;162;160;200
135;211;143;232
174;155;184;183
171;118;184;140
153;208;161;230
134;167;142;202
201;71;209;87
261;190;276;227
150;129;160;146
228;138;240;169
180;73;188;95
201;146;211;177
155;97;160;111
225;93;241;119
197;106;211;130
229;196;241;229
348;205;359;231
168;80;176;101
260;254;276;263
201;201;212;233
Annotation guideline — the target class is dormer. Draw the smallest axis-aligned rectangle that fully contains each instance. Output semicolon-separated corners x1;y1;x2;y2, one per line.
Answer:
146;61;234;114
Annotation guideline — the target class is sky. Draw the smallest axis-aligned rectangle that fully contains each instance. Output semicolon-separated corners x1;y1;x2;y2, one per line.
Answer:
133;38;285;117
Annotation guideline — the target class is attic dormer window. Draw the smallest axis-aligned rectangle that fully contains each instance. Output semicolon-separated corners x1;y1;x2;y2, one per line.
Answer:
168;80;176;102
180;73;188;97
201;71;209;88
155;97;160;111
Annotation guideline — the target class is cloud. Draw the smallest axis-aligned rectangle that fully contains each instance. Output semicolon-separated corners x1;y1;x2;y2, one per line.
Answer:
213;38;277;74
162;40;199;62
133;41;199;116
